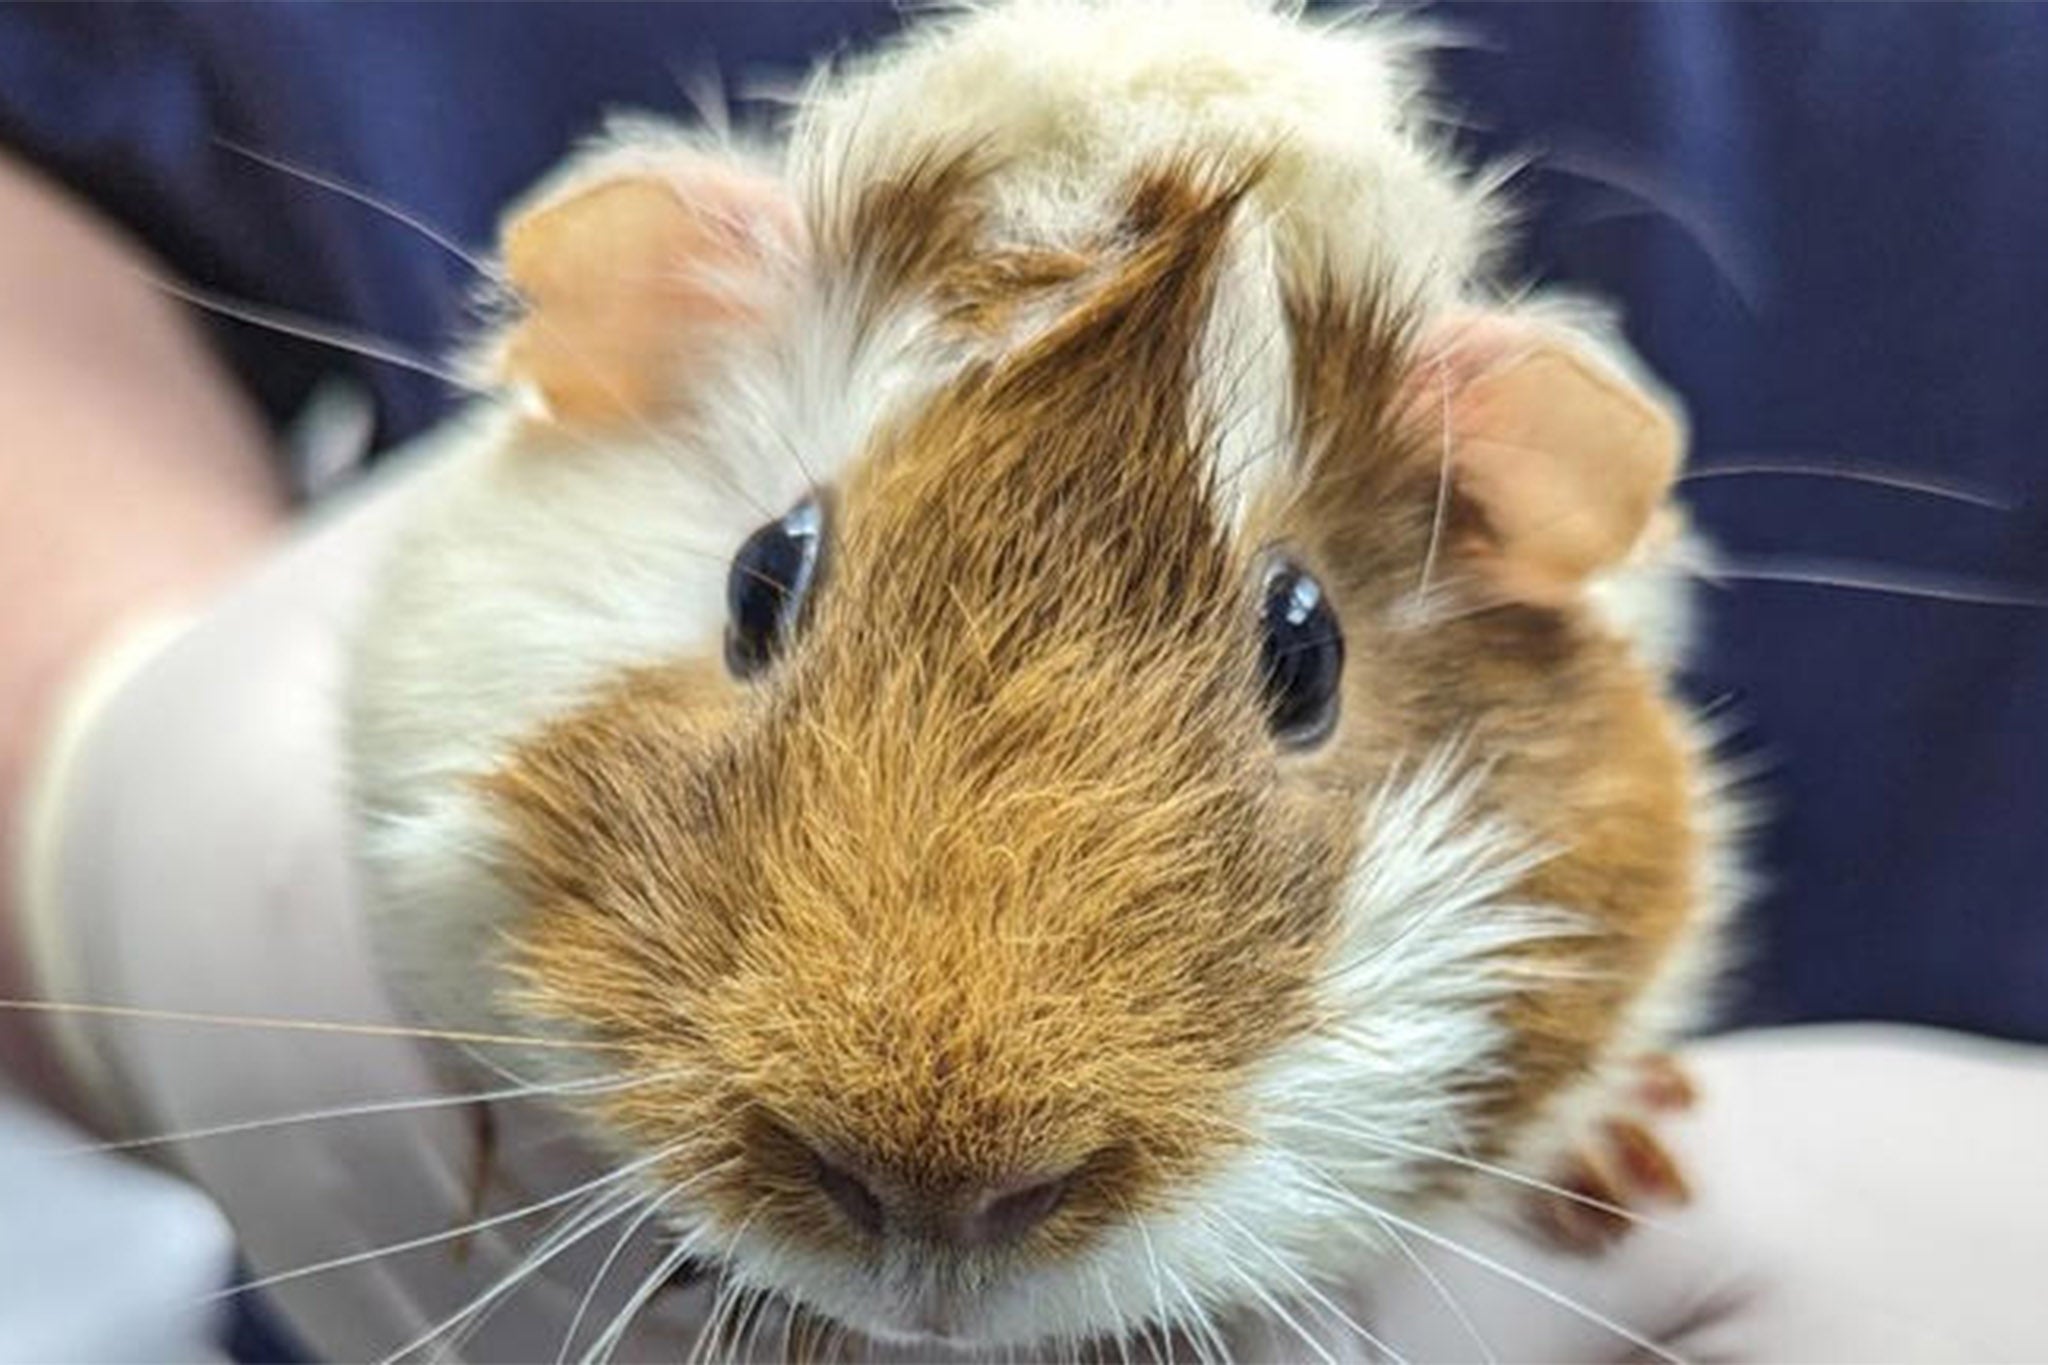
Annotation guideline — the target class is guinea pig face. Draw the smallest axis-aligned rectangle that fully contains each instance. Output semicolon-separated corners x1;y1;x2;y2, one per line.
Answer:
420;156;1710;1350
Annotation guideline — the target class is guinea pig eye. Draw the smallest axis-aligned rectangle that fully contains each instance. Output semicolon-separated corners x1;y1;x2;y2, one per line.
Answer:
1259;559;1343;747
725;496;825;678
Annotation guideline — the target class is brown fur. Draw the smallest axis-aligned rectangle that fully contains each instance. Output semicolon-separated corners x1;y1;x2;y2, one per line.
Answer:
483;155;1700;1294
1278;286;1699;1151
488;170;1350;1268
823;143;1147;344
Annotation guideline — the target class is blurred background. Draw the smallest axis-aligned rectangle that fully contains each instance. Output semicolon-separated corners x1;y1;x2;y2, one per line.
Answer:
0;2;2044;1360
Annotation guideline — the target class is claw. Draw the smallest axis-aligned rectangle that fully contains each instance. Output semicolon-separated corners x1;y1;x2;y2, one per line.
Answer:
1528;1152;1634;1251
1604;1115;1690;1204
1524;1055;1694;1253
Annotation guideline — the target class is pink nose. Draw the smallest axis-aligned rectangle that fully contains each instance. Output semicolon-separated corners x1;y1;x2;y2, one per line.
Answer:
809;1149;1076;1248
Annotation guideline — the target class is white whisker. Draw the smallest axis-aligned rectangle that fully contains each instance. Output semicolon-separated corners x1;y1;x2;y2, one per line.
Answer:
1540;143;1761;313
592;1228;708;1365
1097;1265;1135;1365
58;1070;659;1160
1209;1208;1405;1364
209;1138;686;1303
1272;1112;1673;1232
748;1281;790;1363
134;272;485;390
1254;1138;1495;1363
1158;1262;1225;1365
380;1186;642;1364
214;138;499;282
677;1210;761;1365
1708;554;2048;611
558;1184;688;1363
442;1189;611;1360
0;998;626;1052
1128;1207;1180;1365
210;139;818;512
1200;1225;1339;1365
1306;1178;1685;1365
1414;361;1453;603
1362;1201;1494;1364
1682;458;2014;511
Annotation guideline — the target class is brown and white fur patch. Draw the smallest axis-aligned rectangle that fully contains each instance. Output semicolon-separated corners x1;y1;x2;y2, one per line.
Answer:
346;0;1735;1353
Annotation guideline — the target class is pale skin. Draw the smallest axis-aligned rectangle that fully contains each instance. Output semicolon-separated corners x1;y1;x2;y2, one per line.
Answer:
0;149;287;1109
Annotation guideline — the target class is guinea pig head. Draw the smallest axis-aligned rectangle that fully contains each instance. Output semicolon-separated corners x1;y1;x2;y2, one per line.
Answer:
432;154;1707;1349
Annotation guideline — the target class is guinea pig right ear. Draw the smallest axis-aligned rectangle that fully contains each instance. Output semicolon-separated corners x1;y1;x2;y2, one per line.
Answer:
1406;310;1686;607
488;142;803;428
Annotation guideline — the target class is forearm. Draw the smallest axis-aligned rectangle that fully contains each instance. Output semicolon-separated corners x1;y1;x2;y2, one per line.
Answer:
0;149;288;1108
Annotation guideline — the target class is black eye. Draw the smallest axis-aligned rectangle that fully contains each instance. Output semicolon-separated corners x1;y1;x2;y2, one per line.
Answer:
1259;559;1343;747
725;497;825;678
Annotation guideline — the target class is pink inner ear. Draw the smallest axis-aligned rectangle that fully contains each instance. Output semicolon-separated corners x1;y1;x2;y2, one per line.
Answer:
498;156;803;428
1405;311;1683;605
1411;311;1552;395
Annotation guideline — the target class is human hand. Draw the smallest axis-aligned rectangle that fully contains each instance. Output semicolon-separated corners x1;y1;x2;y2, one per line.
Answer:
1222;1024;2048;1363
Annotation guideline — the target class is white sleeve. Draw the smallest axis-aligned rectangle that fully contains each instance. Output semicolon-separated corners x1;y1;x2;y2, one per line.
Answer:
7;431;713;1362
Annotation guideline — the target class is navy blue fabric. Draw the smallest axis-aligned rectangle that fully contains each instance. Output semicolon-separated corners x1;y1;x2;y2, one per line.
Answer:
1;5;2042;1033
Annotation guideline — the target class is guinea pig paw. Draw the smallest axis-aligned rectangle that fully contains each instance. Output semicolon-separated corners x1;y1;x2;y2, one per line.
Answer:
1524;1112;1692;1255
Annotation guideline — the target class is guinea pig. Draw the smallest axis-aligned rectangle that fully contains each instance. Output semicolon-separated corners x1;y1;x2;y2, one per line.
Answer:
345;0;1740;1352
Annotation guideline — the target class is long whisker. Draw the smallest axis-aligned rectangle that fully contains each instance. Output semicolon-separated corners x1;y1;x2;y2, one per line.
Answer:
1384;1201;1685;1364
1125;1203;1180;1365
1708;553;2048;611
1200;1227;1339;1365
1539;143;1761;314
1253;1136;1495;1363
1157;1261;1226;1365
55;1069;661;1160
134;271;486;391
709;1282;755;1365
1413;361;1454;603
1270;1112;1672;1232
1300;1175;1685;1365
598;1223;717;1365
0;998;631;1052
208;1137;686;1303
1208;1208;1406;1364
740;1279;784;1364
1682;458;2015;511
214;138;499;282
559;1184;689;1363
1355;1198;1494;1365
440;1188;611;1360
380;1185;644;1365
208;142;799;518
1096;1265;1135;1365
674;1208;763;1365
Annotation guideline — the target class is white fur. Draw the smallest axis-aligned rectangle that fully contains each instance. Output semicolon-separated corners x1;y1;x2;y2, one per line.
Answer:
1196;218;1300;527
345;0;1728;1354
795;0;1494;297
793;0;1498;520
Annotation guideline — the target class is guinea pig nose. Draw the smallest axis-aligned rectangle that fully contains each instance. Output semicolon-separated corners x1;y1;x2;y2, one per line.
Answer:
809;1151;886;1237
947;1168;1075;1248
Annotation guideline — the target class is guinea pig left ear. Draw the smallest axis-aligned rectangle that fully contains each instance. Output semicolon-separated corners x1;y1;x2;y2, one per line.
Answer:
1407;311;1685;606
490;146;803;427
